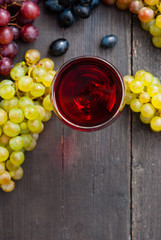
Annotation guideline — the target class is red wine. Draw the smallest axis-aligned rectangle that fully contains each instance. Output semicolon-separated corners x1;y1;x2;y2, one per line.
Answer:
52;57;124;131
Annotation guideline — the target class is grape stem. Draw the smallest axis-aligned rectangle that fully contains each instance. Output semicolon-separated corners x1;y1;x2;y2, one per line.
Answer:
10;11;20;20
7;23;22;29
0;54;3;60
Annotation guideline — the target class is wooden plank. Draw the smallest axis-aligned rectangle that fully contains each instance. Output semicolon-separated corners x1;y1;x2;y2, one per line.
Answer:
132;15;161;240
62;5;131;240
0;2;64;240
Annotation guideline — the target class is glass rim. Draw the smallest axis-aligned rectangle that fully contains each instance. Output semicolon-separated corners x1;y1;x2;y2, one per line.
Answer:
51;56;125;131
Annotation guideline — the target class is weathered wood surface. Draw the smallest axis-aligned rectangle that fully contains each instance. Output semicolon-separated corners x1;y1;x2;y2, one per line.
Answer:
0;2;160;240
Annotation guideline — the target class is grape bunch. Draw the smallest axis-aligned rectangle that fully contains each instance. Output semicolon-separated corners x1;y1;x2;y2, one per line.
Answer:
0;49;56;192
0;0;40;76
102;0;161;48
45;0;100;28
124;70;161;132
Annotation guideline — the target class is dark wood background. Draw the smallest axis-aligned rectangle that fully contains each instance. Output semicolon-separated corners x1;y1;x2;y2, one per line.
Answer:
0;2;161;240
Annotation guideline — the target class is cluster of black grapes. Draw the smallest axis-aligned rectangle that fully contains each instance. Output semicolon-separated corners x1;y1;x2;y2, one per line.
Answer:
0;0;40;76
45;0;100;28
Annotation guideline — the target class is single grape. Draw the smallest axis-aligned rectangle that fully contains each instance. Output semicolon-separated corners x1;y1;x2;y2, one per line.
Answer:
0;41;18;59
10;26;21;40
9;108;24;123
141;19;155;31
0;146;9;162
0;134;10;145
0;57;13;76
43;95;53;111
140;113;152;124
150;116;161;132
0;108;7;125
3;121;20;137
9;136;24;151
0;80;13;88
141;103;155;118
25;49;40;65
138;7;154;23
12;167;23;180
32;66;47;82
123;75;134;89
0;85;15;99
125;91;136;105
0;26;13;44
18;76;33;92
21;24;39;42
18;96;34;111
39;58;54;71
151;94;161;109
17;13;33;26
1;97;18;112
0;9;10;26
129;0;143;14
27;119;43;133
24;105;39;120
20;1;40;20
1;180;15;192
10;151;25;166
42;70;56;87
42;110;52;122
130;98;142;112
152;36;161;48
31;133;39;140
134;70;146;80
6;160;19;171
10;62;28;80
35;105;46;120
149;23;161;36
0;162;5;174
0;171;11;185
116;0;128;10
129;79;144;93
24;137;36;151
147;84;161;97
139;91;150;103
152;77;161;85
30;83;45;97
21;134;32;148
140;72;153;86
156;15;161;28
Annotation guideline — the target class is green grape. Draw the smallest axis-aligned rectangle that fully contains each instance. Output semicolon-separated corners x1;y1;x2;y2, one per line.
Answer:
152;36;161;48
20;128;30;134
150;116;161;131
149;23;161;36
24;106;39;120
39;58;54;71
0;85;15;99
9;136;24;151
9;108;24;123
129;79;144;93
151;94;161;108
12;167;23;180
6;160;19;171
0;146;9;161
31;133;39;140
24;137;36;151
30;83;45;98
141;103;155;118
1;97;18;112
0;80;14;88
43;95;53;111
21;134;32;148
0;108;7;125
3;121;20;137
10;62;28;80
156;15;161;28
130;99;142;112
27;119;44;133
10;151;25;166
0;171;11;185
35;105;46;120
134;70;146;80
42;70;56;87
147;84;161;97
25;49;40;65
0;162;5;174
1;180;15;192
18;76;33;92
42;110;52;122
32;66;47;83
139;91;150;103
123;75;134;90
153;77;161;85
140;72;153;86
18;97;34;111
0;134;10;145
141;19;155;31
20;121;28;130
0;127;2;136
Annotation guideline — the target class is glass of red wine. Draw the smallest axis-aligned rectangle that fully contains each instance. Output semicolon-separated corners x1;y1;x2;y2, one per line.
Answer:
51;56;125;131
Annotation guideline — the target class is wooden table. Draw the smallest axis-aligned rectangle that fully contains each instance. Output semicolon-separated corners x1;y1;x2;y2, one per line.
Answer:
0;2;161;240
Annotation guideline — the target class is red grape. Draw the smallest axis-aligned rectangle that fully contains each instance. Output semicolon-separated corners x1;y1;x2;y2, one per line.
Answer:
0;41;18;59
20;1;40;20
0;26;13;44
129;1;144;14
21;24;39;42
10;26;21;40
0;57;13;76
0;9;10;26
138;7;154;22
17;13;34;26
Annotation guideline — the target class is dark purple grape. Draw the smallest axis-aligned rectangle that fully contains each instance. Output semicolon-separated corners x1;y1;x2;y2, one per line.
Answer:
21;24;39;42
49;38;69;56
45;0;65;12
0;41;18;59
0;57;13;76
0;27;13;44
78;0;92;5
72;4;90;18
10;26;21;40
101;34;118;48
0;8;10;26
20;1;40;20
90;0;100;9
17;13;33;26
58;0;75;6
58;8;75;28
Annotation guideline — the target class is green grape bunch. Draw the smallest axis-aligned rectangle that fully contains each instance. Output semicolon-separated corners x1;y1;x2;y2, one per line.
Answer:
0;49;56;192
124;69;161;131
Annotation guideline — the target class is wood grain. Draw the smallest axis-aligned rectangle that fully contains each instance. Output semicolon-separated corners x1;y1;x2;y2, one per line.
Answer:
132;15;161;240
